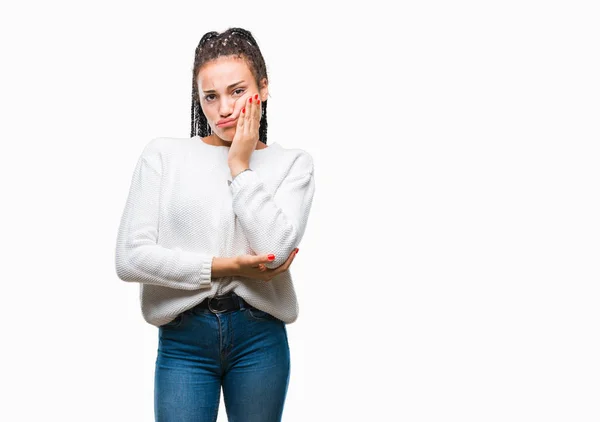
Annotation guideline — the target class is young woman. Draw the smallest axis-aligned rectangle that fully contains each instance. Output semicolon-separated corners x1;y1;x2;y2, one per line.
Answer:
114;27;316;421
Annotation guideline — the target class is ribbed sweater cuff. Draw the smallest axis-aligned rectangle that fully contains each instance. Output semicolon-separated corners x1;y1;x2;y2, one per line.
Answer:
198;259;212;288
229;166;256;191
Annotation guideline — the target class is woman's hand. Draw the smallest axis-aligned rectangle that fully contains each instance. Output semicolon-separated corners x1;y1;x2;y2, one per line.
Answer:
228;92;262;174
235;248;298;282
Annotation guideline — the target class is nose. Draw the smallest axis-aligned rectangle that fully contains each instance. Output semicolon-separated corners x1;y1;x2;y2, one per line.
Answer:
219;97;236;117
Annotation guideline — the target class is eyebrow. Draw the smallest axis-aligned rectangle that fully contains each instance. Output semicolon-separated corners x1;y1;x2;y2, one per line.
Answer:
202;81;245;94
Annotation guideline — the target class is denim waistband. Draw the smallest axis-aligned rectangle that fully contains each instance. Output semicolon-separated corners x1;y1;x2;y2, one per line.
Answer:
193;291;251;314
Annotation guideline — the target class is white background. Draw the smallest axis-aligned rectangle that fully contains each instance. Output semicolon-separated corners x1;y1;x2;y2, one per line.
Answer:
1;1;599;421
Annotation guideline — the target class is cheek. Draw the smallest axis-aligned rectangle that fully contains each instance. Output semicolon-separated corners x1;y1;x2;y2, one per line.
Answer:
201;107;214;122
204;104;218;117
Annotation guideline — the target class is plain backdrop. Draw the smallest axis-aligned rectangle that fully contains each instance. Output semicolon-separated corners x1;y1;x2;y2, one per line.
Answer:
1;1;599;421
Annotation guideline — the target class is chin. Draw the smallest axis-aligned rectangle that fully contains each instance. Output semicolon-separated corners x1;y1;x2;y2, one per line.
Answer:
219;130;235;141
213;130;233;143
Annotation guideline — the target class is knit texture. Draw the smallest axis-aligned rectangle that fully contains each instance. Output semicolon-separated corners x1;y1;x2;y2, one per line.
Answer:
115;136;315;327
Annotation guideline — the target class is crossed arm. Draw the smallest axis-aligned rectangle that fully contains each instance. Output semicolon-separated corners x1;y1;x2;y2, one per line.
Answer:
115;140;315;290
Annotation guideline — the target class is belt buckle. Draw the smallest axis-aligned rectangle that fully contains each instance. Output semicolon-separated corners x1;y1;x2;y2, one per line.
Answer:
208;296;228;314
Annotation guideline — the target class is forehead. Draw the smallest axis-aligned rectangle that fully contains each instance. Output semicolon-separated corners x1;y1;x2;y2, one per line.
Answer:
198;56;253;88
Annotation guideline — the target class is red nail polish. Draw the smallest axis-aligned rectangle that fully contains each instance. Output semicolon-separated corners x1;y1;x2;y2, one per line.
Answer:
242;108;245;113
268;254;275;261
254;94;258;100
249;98;252;103
295;248;299;254
257;99;260;104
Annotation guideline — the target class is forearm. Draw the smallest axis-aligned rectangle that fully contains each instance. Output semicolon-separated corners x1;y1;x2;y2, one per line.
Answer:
229;161;250;179
115;242;214;290
211;257;240;278
229;167;315;269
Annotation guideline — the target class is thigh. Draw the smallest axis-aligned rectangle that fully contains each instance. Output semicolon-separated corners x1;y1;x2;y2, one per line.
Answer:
154;309;222;422
222;308;291;422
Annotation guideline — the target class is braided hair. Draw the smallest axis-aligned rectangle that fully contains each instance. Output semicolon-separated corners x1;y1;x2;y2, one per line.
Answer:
191;28;270;144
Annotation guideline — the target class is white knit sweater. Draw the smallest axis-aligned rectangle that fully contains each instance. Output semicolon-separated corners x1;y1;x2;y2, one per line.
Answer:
114;136;315;327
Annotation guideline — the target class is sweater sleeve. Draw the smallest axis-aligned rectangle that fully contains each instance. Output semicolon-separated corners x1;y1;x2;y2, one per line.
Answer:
229;152;315;269
115;140;213;290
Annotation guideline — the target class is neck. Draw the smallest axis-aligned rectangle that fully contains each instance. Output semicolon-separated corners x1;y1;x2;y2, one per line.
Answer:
204;134;267;149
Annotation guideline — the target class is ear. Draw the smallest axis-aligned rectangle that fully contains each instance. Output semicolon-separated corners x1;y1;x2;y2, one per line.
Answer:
259;78;269;102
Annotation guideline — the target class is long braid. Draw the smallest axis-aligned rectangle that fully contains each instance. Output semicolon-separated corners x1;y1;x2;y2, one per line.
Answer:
190;28;270;144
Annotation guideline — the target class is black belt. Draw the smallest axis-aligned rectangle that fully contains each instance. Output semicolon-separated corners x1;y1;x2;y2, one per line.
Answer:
194;291;253;314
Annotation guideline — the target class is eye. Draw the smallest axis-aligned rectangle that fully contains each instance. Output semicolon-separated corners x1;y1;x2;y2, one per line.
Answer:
204;88;244;102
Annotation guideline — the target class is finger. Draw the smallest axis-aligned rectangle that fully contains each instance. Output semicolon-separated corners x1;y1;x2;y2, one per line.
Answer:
271;249;297;276
285;249;298;267
236;104;245;133
244;95;252;131
255;254;275;264
249;93;259;136
255;94;261;135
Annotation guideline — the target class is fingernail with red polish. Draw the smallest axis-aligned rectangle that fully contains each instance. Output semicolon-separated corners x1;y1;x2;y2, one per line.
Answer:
268;254;275;261
249;98;252;103
254;94;258;100
295;248;299;254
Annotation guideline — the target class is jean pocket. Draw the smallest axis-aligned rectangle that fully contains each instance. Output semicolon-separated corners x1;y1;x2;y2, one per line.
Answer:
246;307;277;321
161;312;185;328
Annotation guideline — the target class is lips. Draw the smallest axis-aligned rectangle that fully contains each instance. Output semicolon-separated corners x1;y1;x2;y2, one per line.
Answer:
217;118;237;127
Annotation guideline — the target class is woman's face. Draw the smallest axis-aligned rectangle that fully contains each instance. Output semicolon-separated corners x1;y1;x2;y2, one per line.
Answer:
197;55;268;144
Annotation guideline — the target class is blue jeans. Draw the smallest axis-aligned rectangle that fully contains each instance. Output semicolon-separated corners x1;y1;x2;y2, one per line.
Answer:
154;296;291;422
